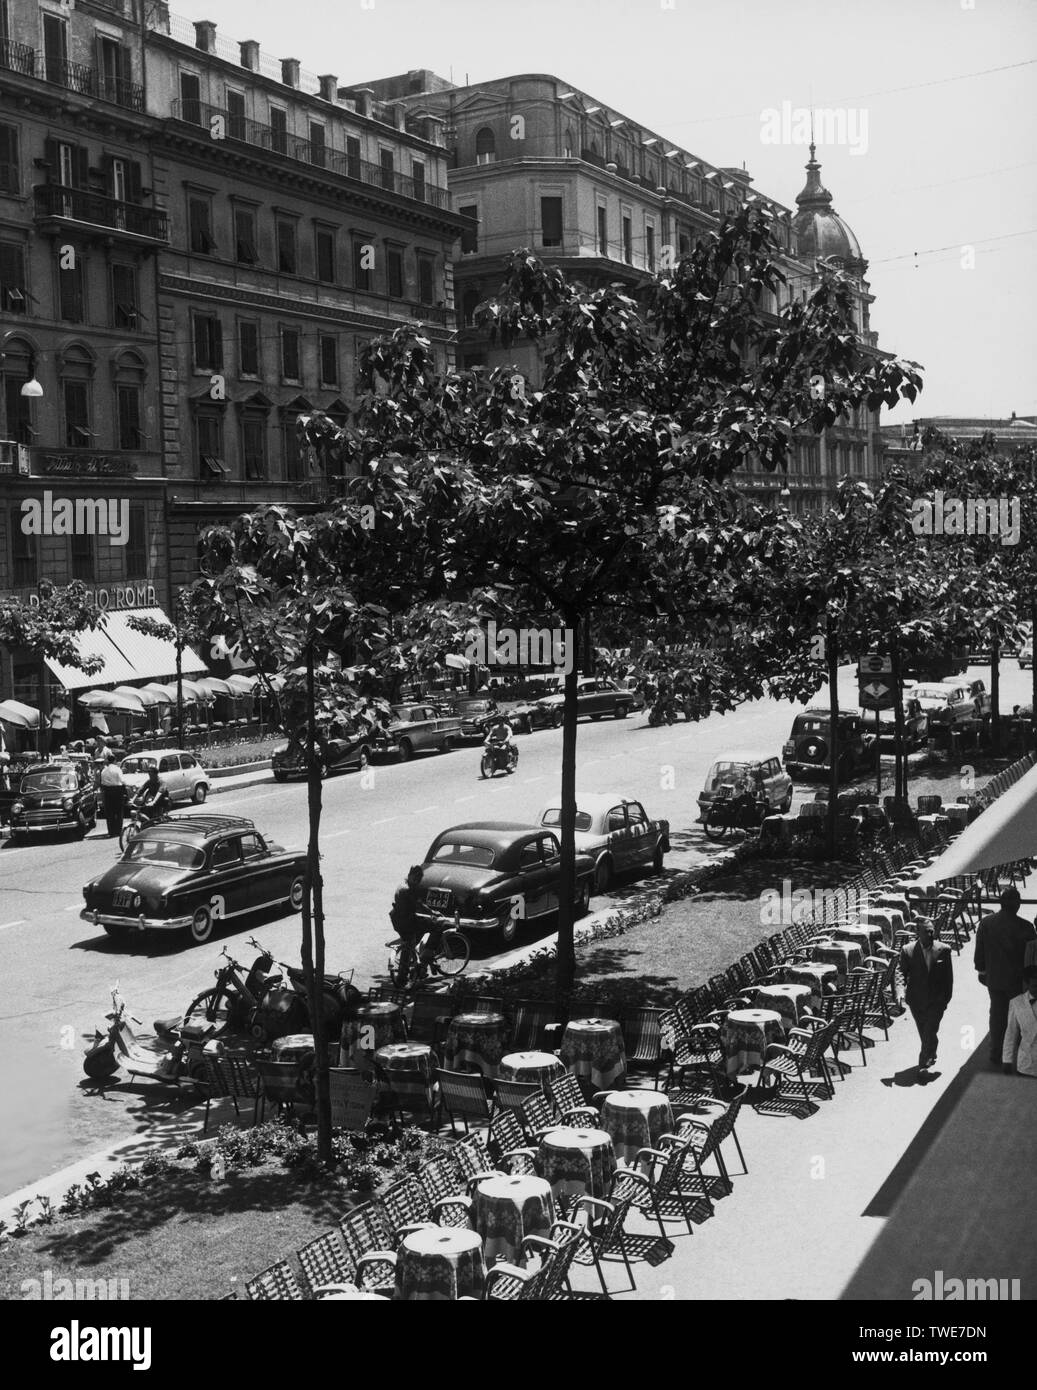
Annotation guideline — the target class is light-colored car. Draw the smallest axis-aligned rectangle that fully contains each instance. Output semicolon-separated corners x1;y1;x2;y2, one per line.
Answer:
538;794;669;893
1019;640;1033;671
380;704;463;760
697;752;792;821
120;750;210;805
536;677;637;722
940;677;991;722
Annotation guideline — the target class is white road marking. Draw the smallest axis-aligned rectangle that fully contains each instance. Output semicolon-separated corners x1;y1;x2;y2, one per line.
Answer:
64;904;80;912
324;828;351;840
0;919;26;931
413;806;439;814
523;776;546;784
371;818;397;826
454;796;476;804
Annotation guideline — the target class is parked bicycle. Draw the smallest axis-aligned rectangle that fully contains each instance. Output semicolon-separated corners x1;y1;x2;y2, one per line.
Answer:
386;923;471;989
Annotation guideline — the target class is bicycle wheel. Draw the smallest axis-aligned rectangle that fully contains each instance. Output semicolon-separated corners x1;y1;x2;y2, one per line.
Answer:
387;943;414;990
702;812;730;842
433;929;470;977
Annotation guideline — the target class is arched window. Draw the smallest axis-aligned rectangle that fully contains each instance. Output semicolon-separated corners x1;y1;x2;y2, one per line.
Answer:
1;334;38;444
111;348;148;451
58;342;96;449
474;126;496;164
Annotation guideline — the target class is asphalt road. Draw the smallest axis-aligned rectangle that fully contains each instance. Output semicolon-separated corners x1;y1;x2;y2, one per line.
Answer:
0;661;1028;1195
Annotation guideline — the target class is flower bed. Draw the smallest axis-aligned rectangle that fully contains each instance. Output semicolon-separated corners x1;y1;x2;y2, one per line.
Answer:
196;736;282;771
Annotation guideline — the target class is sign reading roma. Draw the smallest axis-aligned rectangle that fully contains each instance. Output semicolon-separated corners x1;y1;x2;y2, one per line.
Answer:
28;583;158;612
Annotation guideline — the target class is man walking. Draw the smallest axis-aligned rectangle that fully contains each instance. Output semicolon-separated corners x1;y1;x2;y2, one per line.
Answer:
49;698;71;753
1002;964;1037;1078
898;918;954;1073
99;752;125;839
974;887;1037;1066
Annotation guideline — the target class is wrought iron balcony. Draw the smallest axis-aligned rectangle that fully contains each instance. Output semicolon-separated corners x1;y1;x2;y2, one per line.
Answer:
0;42;143;112
169;99;450;209
0;38;37;76
34;184;169;243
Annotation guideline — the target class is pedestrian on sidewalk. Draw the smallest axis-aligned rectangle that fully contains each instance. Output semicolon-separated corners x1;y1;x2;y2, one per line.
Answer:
1001;964;1037;1077
974;887;1036;1066
898;918;954;1073
99;752;125;839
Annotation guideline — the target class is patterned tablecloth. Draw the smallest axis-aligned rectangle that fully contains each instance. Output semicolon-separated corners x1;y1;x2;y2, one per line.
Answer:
810;939;864;983
560;1019;626;1092
722;1008;784;1077
831;923;885;954
343;1003;406;1073
498;1051;566;1089
471;1174;555;1265
860;909;904;944
537;1126;617;1199
786;963;839;1011
393;1227;486;1302
374;1042;435;1105
271;1033;315;1065
600;1090;674;1166
752;983;813;1033
443;1013;508;1078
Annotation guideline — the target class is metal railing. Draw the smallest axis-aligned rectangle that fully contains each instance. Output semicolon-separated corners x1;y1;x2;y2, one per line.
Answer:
0;42;144;111
34;185;169;241
0;37;37;76
169;99;450;209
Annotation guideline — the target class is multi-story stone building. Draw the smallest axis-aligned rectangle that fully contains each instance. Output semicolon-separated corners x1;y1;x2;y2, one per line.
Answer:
355;70;885;509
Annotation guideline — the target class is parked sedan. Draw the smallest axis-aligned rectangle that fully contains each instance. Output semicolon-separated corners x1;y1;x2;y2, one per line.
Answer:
380;704;463;760
402;822;596;945
8;760;98;842
120;749;210;804
538;794;669;893
433;697;500;741
81;813;305;946
272;727;377;780
535;677;637;723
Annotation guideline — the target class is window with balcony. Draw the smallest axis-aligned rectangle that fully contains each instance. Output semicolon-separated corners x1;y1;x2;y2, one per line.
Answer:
63;379;93;447
416;253;435;306
319;335;338;388
44;137;89;190
110;263;139;329
179;71;202;127
379;149;394;191
58;252;85;322
309;123;326;168
597;205;607;256
196;408;226;478
125;503;147;578
269;106;287;155
540;198;563;249
0;240;28;313
187;194;216;254
42;12;68;86
238;320;259;378
459;205;478;254
0;122;19;195
240;414;267;480
116;383;142;449
352;238;372;292
192;311;222;371
104;155;142;205
234;206;259;264
345;136;361;179
227;89;246;141
315;225;336;283
280;327;301;382
386;245;403;298
475;127;496;164
9;507;37;587
97;37;132;107
411;160;425;202
276;217;297;274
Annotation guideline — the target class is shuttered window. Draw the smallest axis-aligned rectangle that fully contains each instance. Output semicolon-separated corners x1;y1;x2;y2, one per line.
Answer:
280;327;300;381
58;252;85;322
234;206;258;264
319;335;338;387
188;195;216;254
192;312;222;371
0;241;28;313
315;226;335;283
540;197;563;248
238;320;259;377
0;123;19;195
116;384;142;449
111;263;139;328
125;505;147;577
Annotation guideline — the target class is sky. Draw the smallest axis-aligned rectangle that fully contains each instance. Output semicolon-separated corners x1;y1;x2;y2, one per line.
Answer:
184;0;1035;422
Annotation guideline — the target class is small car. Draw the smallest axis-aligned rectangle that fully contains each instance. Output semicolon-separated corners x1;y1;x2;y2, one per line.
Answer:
906;682;958;729
81;813;305;946
941;677;991;721
784;709;876;779
272;725;377;780
538;794;669;893
697;752;792;821
380;704;463;760
1019;641;1033;671
8;759;98;841
433;697;501;741
875;695;929;751
535;677;636;722
400;822;596;945
120;749;210;804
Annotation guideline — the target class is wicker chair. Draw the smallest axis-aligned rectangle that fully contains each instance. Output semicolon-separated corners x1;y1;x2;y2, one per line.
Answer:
518;1090;558;1142
509;999;561;1051
297;1230;362;1299
436;1067;492;1134
200;1054;259;1133
380;1175;469;1243
548;1073;600;1126
492;1077;539;1119
417;1155;472;1228
245;1259;305;1301
452;1136;503;1192
619;1006;668;1087
338;1201;398;1292
252;1058;311;1127
608;1138;714;1238
487;1111;538;1175
566;1195;674;1294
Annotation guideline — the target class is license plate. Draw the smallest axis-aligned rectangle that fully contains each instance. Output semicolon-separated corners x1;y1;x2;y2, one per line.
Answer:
426;888;451;913
113;889;137;909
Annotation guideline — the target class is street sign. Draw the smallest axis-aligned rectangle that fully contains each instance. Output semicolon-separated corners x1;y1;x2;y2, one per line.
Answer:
858;652;893;676
858;679;895;711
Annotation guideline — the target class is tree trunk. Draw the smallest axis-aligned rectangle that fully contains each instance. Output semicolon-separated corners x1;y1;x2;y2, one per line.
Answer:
302;645;331;1164
554;614;580;1014
990;637;1001;757
892;636;907;804
1032;601;1037;751
825;620;840;857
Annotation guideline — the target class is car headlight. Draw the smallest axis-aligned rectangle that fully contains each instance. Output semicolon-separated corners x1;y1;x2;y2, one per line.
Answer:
11;802;24;815
62;797;74;812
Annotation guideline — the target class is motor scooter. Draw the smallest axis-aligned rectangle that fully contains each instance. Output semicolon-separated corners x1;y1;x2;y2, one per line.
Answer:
83;985;176;1082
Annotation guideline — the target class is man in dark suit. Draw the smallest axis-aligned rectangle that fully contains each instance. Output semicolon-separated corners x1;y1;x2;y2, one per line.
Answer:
898;918;954;1072
974;887;1037;1065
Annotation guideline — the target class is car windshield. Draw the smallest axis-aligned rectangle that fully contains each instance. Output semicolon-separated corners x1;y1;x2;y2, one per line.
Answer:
540;808;594;832
21;770;78;793
429;841;496;868
121;757;157;775
122;838;204;869
912;686;948;701
707;761;754;782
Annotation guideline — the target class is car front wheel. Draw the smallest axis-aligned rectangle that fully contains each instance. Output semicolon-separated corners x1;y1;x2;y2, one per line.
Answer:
288;875;304;912
188;905;214;946
398;740;414;761
594;857;612;894
551;709;563;729
499;910;520;945
614;704;629;719
192;783;208;804
575;879;591;917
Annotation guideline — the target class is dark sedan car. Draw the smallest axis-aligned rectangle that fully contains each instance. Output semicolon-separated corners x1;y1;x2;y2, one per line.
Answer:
81;813;305;946
535;677;637;722
272;726;377;781
433;697;501;741
8;760;98;842
401;822;596;945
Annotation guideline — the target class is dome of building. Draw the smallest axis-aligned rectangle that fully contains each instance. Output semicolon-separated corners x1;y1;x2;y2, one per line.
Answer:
792;145;865;270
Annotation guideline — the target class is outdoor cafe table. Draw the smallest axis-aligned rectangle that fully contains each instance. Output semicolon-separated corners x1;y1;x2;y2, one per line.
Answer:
559;1018;626;1092
860;908;903;944
722;1008;783;1077
374;1042;435;1105
786;962;839;1011
498;1051;566;1089
393;1227;486;1302
537;1126;617;1200
443;1012;508;1078
831;923;885;953
751;982;812;1034
810;939;864;982
471;1174;555;1265
271;1033;315;1066
600;1090;674;1166
343;1002;406;1073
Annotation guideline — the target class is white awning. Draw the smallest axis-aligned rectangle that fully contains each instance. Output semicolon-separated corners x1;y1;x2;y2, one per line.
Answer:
913;762;1037;885
43;607;207;691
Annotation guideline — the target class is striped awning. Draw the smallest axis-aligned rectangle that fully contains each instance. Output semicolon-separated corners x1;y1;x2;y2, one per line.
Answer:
44;607;207;690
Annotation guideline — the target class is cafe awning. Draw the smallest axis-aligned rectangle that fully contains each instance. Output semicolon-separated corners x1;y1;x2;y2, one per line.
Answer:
43;607;207;690
0;699;43;729
913;761;1037;885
